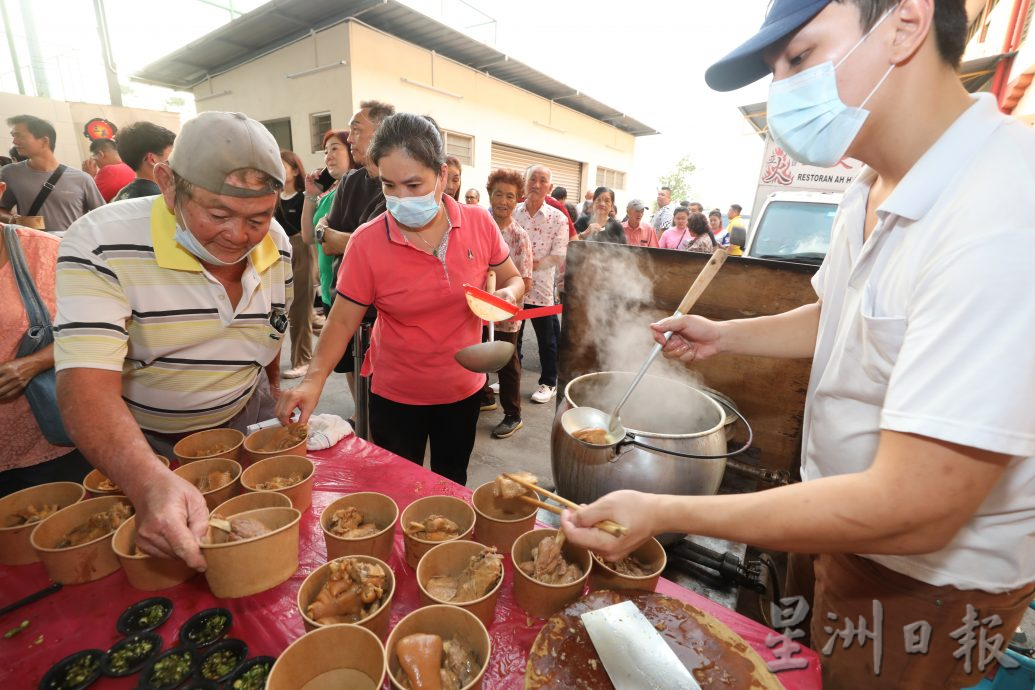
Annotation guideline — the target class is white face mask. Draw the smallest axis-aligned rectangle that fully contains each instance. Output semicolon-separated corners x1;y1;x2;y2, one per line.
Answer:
173;204;255;266
385;177;443;229
766;5;898;167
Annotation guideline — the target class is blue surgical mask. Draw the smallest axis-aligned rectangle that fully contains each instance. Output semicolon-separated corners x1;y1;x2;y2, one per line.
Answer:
173;206;254;266
385;179;442;228
766;5;897;167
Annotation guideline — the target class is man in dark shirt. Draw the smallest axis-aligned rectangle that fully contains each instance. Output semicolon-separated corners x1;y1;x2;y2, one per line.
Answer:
317;99;395;393
111;122;176;202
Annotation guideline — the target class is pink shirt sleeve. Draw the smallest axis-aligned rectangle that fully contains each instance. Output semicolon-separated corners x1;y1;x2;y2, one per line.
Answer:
337;218;379;306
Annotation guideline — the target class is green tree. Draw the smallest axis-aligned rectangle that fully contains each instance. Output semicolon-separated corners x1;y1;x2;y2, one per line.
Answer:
656;155;696;209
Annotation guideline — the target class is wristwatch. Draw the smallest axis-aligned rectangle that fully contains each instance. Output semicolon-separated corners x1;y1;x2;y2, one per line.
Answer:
314;226;325;244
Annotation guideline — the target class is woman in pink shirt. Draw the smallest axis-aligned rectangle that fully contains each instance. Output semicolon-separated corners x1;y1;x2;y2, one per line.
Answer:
0;225;91;495
278;114;523;484
659;208;717;254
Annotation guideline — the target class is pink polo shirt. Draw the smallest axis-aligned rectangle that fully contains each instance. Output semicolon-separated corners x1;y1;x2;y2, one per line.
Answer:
337;195;510;405
622;220;659;247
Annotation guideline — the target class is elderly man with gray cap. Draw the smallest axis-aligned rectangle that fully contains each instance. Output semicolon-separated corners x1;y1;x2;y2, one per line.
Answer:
621;198;659;247
54;111;291;570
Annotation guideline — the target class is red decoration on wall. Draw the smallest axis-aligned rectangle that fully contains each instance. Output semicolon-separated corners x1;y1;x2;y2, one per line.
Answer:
83;118;117;141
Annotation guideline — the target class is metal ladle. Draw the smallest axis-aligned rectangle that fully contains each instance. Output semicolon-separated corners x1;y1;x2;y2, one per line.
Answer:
561;249;729;446
454;271;516;373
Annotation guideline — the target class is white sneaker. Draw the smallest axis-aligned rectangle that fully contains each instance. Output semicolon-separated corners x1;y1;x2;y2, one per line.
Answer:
282;365;308;379
489;382;500;394
531;384;556;404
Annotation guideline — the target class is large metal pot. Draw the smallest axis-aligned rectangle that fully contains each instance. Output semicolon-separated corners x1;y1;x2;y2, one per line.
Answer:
551;371;732;510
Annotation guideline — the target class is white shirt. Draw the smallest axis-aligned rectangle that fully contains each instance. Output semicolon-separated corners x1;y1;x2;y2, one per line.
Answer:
513;200;569;306
651;202;678;233
802;94;1035;592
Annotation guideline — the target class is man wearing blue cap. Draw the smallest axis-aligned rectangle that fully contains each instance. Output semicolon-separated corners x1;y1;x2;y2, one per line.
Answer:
562;1;1035;687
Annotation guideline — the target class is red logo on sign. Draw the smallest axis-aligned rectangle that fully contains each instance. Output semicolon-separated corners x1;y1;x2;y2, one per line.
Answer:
762;146;794;186
83;118;117;142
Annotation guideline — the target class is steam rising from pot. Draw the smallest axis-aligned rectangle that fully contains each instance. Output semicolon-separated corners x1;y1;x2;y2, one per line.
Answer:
566;246;716;435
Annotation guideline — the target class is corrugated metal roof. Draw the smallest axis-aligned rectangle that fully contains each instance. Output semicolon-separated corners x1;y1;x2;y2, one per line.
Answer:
737;53;1014;139
133;0;659;137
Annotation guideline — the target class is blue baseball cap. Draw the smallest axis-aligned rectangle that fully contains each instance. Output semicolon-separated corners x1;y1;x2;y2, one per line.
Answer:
705;0;833;91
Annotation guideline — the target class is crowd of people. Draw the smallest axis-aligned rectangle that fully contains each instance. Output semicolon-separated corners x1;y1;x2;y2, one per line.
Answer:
0;100;750;505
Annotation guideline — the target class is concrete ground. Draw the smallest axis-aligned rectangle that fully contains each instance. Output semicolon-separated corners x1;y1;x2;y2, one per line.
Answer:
282;323;1035;646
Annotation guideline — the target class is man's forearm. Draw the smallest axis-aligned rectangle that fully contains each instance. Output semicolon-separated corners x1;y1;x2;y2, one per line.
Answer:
720;301;820;359
57;369;167;496
534;254;563;272
300;197;318;245
655;430;1005;556
658;475;930;555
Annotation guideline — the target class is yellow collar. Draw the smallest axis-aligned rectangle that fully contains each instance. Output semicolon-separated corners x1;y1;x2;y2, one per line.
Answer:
149;196;280;273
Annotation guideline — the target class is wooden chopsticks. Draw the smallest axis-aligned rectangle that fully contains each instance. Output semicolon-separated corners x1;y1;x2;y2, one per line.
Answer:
505;473;628;537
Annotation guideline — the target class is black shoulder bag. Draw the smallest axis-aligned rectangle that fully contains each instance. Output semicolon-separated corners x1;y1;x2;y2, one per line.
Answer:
3;225;72;445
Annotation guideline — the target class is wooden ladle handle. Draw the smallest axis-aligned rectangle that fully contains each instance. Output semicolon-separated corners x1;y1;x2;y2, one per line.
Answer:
675;248;728;315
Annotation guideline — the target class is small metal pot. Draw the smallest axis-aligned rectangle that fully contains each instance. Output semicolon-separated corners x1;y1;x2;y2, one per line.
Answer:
551;372;751;523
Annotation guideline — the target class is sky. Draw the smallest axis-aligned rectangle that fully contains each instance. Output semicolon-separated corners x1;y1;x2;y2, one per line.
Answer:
0;0;775;211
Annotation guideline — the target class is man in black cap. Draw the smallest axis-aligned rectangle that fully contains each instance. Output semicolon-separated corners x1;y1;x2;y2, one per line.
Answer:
562;2;1035;688
55;111;291;572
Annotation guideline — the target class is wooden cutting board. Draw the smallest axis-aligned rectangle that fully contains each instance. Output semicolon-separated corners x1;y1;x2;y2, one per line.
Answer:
525;590;783;689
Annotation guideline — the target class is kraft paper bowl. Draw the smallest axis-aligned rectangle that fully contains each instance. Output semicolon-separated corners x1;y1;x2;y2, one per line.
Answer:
173;428;244;465
30;495;133;584
200;506;301;598
243;425;308;464
296;555;395;638
173;457;242;511
400;495;476;569
416;540;503;628
0;482;86;566
511;528;591;619
112;515;196;591
240;455;315;512
210;490;291;518
267;624;386;690
386;605;491;690
470;481;538;555
320;492;399;563
588;536;666;593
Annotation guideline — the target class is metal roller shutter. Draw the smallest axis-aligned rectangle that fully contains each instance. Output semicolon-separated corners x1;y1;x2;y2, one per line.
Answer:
490;143;583;200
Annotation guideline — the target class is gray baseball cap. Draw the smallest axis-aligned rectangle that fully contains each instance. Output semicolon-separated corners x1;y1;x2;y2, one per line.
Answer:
627;198;649;211
168;111;284;197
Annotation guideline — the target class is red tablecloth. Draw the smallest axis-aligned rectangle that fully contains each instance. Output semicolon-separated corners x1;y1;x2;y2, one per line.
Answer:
0;435;822;688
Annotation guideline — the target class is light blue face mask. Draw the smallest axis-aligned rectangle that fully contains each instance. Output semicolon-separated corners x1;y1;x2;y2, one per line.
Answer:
385;178;443;229
766;5;898;167
173;206;255;266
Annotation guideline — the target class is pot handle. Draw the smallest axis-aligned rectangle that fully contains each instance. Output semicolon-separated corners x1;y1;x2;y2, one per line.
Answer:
617;411;754;460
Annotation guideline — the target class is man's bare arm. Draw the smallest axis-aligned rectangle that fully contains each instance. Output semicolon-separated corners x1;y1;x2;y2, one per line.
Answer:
564;430;1010;559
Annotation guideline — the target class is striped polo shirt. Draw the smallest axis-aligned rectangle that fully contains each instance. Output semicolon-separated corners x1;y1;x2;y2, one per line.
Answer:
54;196;293;433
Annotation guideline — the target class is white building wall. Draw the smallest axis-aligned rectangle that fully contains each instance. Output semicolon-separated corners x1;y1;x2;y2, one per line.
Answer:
183;19;638;197
0;92;181;166
346;21;636;200
190;23;354;170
